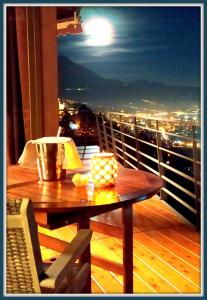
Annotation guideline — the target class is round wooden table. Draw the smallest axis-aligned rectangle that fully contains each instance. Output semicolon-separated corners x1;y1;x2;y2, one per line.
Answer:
7;165;163;294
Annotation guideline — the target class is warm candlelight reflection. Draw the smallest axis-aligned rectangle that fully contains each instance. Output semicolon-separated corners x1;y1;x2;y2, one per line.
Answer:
91;153;118;188
84;183;119;203
93;189;119;203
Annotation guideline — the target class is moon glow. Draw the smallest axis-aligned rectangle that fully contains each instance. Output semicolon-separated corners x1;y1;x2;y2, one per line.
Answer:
83;18;114;46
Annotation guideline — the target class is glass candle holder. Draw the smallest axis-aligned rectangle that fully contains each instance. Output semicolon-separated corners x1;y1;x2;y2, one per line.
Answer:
91;153;118;188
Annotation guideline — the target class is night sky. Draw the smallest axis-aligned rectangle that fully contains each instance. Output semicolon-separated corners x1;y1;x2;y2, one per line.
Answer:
58;6;200;87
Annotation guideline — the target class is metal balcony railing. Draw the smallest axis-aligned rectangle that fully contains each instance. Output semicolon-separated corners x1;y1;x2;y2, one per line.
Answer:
95;111;201;228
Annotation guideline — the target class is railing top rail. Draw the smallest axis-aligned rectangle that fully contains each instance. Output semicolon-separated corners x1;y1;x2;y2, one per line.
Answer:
95;110;200;127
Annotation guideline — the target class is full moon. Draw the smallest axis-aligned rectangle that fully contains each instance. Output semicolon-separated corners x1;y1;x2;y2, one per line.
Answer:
83;18;113;46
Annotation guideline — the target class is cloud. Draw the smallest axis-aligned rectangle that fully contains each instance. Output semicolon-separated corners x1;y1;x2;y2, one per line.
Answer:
59;35;170;63
86;46;135;57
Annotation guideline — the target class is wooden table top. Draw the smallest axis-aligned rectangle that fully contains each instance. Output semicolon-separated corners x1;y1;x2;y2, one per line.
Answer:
7;165;163;228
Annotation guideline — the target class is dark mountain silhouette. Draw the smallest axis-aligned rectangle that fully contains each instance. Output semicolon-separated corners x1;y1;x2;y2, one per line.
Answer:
58;55;200;109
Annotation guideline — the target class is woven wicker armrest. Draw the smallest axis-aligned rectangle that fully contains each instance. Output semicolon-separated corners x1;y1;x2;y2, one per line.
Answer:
40;229;92;290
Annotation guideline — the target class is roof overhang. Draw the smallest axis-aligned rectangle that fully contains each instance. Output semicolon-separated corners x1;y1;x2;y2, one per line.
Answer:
56;7;83;36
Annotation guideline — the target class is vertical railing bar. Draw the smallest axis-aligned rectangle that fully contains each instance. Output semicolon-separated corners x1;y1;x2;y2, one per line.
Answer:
119;115;127;167
156;120;166;200
133;116;143;170
95;114;104;151
102;113;109;151
192;125;200;229
109;112;117;159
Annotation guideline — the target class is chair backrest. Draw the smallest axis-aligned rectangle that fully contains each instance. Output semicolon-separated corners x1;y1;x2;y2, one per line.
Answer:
6;198;44;294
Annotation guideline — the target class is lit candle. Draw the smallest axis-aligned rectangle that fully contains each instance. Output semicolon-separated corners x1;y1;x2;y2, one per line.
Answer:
91;153;118;188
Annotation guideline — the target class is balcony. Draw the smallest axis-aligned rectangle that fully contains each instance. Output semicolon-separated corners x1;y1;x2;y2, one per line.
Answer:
40;107;201;294
6;6;201;294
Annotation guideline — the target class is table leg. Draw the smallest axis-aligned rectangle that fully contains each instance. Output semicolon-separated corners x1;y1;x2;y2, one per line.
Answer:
77;218;91;293
122;204;133;293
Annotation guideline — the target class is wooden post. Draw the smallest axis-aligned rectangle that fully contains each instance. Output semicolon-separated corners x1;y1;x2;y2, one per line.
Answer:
40;7;59;137
15;7;59;141
15;7;43;140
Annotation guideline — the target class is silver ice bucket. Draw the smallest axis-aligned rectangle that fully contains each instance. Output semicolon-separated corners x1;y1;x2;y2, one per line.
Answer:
35;140;66;181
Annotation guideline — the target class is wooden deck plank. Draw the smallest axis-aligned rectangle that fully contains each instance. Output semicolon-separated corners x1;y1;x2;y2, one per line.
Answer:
133;202;185;231
156;228;200;255
134;232;200;284
170;224;200;244
133;241;200;293
114;274;157;294
123;273;157;294
145;231;200;269
91;277;105;294
91;266;123;294
91;239;122;264
101;237;180;294
90;197;184;234
138;199;187;225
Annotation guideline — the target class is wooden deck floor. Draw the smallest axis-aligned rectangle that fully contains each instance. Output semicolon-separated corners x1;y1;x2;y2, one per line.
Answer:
39;196;201;295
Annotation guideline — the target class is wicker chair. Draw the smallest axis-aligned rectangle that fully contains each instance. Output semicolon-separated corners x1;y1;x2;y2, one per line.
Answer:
6;198;92;294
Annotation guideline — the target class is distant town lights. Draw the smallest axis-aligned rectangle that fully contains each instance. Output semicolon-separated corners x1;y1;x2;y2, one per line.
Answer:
59;103;65;110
